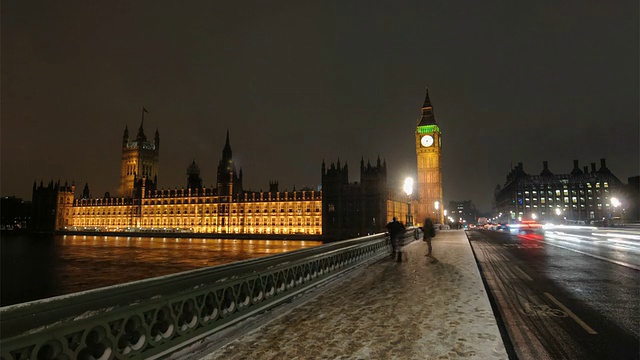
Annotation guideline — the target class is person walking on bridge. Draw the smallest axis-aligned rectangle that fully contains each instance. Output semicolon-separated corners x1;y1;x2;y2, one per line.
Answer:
422;217;436;256
386;217;405;260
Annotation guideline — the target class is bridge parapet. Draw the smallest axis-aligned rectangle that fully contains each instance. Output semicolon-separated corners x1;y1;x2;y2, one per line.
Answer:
0;230;415;360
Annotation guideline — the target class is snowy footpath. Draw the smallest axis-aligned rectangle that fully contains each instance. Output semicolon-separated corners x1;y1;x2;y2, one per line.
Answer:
195;230;508;360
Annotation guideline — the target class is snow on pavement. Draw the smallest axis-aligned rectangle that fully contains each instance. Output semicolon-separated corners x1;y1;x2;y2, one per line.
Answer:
198;230;508;360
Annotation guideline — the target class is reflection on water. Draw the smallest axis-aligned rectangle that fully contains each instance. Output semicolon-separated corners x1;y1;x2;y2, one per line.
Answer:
0;233;321;306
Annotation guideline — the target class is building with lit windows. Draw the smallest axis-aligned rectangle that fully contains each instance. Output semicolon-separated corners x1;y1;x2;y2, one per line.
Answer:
58;127;323;236
33;118;409;239
446;200;477;226
494;159;626;224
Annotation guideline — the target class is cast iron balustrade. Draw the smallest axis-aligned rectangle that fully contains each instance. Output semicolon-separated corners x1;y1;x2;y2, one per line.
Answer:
0;229;413;360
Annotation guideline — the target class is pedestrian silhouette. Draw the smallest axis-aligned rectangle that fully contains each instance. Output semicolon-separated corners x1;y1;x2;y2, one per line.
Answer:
422;217;436;256
386;217;405;261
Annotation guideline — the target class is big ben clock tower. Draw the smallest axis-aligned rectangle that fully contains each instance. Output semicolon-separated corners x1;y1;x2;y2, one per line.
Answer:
415;87;444;224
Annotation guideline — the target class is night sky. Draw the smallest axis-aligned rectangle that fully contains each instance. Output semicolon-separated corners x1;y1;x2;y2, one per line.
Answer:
2;1;638;212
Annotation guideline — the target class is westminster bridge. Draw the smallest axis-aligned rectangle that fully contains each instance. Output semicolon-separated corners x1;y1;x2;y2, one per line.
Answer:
0;228;509;360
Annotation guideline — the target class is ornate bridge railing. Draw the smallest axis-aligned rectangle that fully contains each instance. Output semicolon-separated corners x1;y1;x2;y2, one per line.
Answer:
1;229;415;360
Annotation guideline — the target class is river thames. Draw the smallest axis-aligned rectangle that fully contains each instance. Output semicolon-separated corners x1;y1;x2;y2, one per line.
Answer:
0;233;322;307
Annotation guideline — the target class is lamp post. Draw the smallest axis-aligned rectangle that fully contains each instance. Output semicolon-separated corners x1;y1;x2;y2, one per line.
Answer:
611;197;621;226
403;177;413;226
434;201;440;224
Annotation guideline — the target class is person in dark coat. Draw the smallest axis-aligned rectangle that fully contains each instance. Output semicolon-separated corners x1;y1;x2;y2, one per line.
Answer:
386;217;405;257
422;217;436;256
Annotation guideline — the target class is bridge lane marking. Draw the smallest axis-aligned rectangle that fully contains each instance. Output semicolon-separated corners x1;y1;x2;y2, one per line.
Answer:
544;292;598;335
539;240;640;271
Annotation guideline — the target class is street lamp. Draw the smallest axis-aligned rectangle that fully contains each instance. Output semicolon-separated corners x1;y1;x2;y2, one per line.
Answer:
403;177;413;226
611;197;621;208
434;201;440;224
611;197;622;225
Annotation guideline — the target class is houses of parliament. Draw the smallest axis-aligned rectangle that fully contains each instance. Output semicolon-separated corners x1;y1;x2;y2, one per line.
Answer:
31;90;445;240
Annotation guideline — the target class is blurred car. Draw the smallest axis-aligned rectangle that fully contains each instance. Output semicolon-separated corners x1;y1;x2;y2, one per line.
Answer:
509;220;544;240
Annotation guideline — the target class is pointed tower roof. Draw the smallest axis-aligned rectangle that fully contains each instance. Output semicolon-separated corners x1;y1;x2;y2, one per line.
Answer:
222;129;232;160
123;125;130;146
422;87;432;108
417;87;437;126
136;119;147;142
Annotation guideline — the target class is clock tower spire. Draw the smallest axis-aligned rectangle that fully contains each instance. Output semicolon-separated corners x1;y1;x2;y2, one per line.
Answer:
415;87;444;224
418;87;437;126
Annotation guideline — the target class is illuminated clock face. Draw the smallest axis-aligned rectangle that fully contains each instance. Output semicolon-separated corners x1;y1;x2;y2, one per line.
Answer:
420;135;434;147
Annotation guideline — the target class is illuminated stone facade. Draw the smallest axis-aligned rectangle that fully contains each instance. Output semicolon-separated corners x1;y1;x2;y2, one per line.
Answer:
37;116;409;239
415;88;444;224
68;187;322;235
60;128;322;235
119;113;160;198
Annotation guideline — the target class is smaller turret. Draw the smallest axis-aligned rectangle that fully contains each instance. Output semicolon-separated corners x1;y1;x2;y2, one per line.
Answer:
136;120;146;143
155;128;160;149
187;160;203;190
269;181;279;193
123;126;129;147
598;158;611;174
82;183;90;199
571;159;583;175
540;161;553;176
